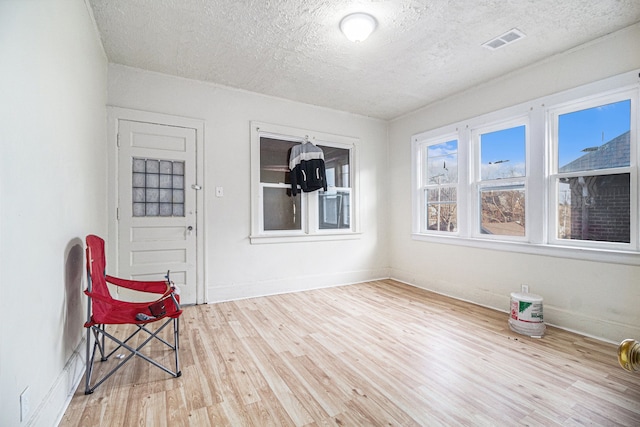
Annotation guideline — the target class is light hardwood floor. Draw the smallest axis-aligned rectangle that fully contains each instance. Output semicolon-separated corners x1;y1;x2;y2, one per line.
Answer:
60;280;640;426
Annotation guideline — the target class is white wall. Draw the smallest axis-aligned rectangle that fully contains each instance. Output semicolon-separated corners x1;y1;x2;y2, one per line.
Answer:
388;23;640;343
0;1;107;426
107;64;390;303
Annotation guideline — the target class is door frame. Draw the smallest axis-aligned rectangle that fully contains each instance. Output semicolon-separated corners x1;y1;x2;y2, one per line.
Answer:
107;106;206;304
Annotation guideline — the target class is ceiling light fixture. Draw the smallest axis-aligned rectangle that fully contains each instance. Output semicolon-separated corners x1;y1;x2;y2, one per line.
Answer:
340;13;377;42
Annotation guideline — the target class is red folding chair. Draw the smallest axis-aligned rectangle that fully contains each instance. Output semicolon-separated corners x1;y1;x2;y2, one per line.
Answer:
83;234;182;394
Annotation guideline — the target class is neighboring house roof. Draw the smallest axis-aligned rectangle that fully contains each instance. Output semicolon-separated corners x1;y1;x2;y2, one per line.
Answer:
559;131;630;173
481;221;525;236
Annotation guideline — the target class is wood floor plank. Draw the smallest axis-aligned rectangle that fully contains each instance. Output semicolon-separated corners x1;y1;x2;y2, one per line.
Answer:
165;386;190;427
60;279;640;426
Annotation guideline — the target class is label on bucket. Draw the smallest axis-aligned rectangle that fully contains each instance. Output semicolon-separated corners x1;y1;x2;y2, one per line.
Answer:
510;298;543;323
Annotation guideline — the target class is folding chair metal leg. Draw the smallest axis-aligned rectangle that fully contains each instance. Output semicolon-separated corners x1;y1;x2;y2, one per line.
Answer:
174;318;181;376
86;325;107;394
84;318;181;394
85;325;92;394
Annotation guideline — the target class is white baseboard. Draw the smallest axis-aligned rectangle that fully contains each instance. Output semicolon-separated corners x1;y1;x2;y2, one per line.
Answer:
207;268;391;303
28;339;86;427
390;272;638;344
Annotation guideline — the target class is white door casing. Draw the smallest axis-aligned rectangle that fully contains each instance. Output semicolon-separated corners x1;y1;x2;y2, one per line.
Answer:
108;108;205;305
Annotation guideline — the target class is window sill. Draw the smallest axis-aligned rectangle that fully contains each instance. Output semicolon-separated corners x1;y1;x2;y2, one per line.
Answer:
250;232;362;245
411;233;640;266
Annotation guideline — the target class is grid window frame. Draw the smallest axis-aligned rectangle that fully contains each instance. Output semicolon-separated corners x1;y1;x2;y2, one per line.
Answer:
250;122;360;244
547;90;637;250
132;157;186;217
470;118;529;242
414;134;460;235
410;70;640;266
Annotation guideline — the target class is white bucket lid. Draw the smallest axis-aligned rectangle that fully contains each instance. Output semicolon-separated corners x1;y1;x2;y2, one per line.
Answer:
510;292;543;302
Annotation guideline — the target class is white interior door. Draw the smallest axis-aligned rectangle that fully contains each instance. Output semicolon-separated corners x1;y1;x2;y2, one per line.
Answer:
117;120;198;304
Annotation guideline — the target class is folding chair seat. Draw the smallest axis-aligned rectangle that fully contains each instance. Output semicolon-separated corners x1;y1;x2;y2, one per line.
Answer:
83;234;182;394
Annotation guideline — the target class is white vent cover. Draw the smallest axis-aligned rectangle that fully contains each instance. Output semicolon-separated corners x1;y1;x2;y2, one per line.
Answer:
482;28;526;50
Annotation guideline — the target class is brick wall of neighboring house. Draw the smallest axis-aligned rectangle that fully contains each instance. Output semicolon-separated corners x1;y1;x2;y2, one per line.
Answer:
560;131;630;243
567;173;630;243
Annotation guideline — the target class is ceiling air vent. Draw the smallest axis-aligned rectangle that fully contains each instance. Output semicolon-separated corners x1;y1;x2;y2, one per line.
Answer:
482;28;526;50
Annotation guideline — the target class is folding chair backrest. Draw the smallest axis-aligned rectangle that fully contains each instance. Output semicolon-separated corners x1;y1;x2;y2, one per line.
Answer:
86;234;114;320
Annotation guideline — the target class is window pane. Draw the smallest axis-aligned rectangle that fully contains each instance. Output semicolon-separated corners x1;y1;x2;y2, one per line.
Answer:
480;125;526;180
159;160;172;174
132;158;185;217
132;158;145;172
319;190;350;230
260;137;296;184
425;187;457;232
557;173;630;243
558;100;630;172
318;146;350;230
322;146;350;187
480;186;525;236
426;140;457;184
133;203;145;216
263;187;301;231
145;159;159;174
159;174;172;188
159;203;173;216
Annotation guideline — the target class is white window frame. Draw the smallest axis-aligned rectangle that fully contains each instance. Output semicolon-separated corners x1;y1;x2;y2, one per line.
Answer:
470;116;530;242
250;121;360;244
257;182;307;236
547;88;638;251
411;69;640;266
315;140;353;233
412;132;460;235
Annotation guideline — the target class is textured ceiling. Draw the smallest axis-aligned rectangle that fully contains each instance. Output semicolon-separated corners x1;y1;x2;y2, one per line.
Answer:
89;0;640;120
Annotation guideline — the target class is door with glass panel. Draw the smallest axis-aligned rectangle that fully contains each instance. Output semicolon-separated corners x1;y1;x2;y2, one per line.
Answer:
117;120;198;304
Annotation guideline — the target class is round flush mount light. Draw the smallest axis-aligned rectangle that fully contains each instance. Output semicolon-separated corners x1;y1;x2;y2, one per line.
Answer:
340;13;377;42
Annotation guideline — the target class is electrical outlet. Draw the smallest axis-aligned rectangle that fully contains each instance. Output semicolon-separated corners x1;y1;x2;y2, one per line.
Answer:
20;387;30;422
521;284;529;293
215;186;224;197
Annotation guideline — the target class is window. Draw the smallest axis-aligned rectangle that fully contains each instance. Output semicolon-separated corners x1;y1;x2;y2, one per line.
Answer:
473;122;527;238
319;146;351;230
551;97;632;245
259;137;301;232
415;136;458;233
132;158;185;217
411;70;639;264
251;122;359;243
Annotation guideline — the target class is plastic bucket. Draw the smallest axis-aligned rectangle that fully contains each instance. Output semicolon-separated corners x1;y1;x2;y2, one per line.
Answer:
509;292;545;337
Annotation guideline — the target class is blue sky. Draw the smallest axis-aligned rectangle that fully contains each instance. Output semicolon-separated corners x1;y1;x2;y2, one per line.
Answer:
427;140;458;183
479;99;630;174
428;99;631;181
481;125;526;179
558;99;630;167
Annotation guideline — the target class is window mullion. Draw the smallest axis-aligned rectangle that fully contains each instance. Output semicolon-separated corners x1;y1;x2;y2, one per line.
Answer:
307;192;317;234
458;127;471;237
528;106;545;244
